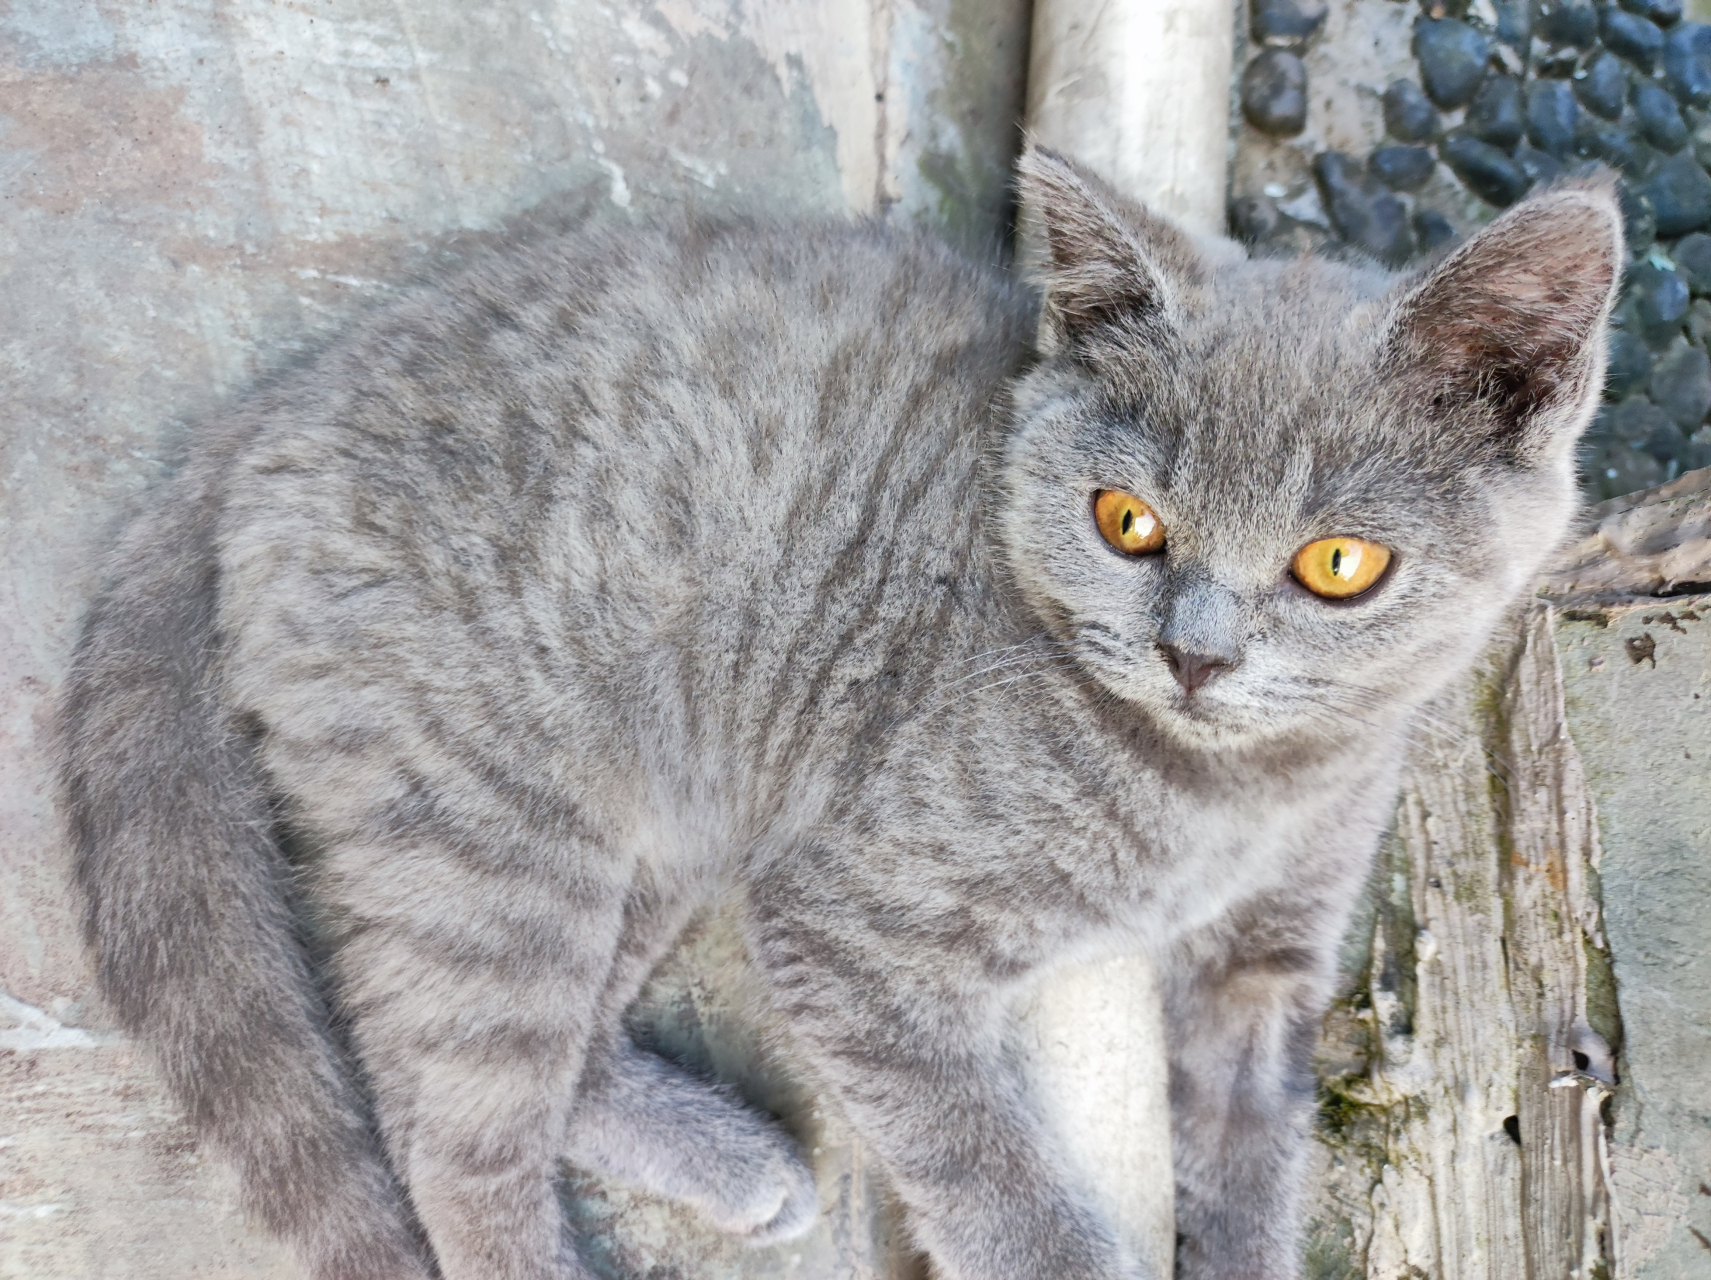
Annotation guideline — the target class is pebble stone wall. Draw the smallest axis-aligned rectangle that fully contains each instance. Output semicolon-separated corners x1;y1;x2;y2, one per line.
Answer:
1231;0;1711;502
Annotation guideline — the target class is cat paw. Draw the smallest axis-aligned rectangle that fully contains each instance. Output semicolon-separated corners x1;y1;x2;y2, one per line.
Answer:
563;1041;820;1243
690;1125;818;1244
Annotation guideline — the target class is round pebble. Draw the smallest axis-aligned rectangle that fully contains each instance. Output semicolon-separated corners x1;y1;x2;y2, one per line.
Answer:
1693;110;1711;167
1383;78;1440;141
1252;0;1328;43
1514;144;1566;187
1413;209;1458;254
1413;19;1491;109
1580;434;1666;500
1649;338;1711;428
1230;195;1281;244
1576;51;1630;120
1527;79;1582;155
1242;49;1308;135
1610;394;1677;443
1689;296;1711;343
1537;0;1600;48
1643;419;1692;464
1641;151;1711;234
1602;8;1665;71
1313;152;1415;264
1606;328;1657;398
1633;80;1690;151
1578;121;1659;179
1672;231;1711;291
1627;260;1692;343
1664;23;1711;107
1619;183;1660;252
1468;75;1526;148
1620;0;1683;27
1440;132;1531;205
1370;144;1437;190
1494;0;1532;47
1361;195;1416;266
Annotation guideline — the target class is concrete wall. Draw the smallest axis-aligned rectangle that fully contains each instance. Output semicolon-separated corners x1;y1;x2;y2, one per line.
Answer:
0;3;1028;1274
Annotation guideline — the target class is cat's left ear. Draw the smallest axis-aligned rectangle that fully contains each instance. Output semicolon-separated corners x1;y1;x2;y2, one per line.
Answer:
1016;146;1205;353
1385;180;1623;461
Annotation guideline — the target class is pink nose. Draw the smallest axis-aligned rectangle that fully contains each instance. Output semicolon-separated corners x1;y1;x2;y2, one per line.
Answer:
1157;643;1232;693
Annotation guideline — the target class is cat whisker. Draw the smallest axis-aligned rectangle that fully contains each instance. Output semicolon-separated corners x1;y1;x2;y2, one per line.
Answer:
1275;681;1518;784
900;647;1080;723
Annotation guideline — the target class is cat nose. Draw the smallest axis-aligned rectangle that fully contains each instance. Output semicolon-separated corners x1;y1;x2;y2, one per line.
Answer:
1157;643;1232;693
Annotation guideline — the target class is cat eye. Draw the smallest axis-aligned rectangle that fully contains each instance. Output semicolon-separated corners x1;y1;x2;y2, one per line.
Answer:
1291;537;1392;600
1094;489;1166;556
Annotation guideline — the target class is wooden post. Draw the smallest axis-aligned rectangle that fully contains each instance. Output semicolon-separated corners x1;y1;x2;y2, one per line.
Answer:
1018;1;1237;1275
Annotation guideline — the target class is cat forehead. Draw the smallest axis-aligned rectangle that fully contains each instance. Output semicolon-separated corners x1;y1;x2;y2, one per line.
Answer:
1181;256;1396;385
1099;259;1437;481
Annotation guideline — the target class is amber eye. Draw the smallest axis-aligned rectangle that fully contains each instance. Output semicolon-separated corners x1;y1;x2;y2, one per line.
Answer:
1094;489;1166;556
1291;537;1392;600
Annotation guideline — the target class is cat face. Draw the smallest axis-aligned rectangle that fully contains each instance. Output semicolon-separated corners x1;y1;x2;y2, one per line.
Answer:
1001;149;1621;749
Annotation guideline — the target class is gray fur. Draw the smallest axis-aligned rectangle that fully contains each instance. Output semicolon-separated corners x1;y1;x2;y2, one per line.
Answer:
58;149;1621;1280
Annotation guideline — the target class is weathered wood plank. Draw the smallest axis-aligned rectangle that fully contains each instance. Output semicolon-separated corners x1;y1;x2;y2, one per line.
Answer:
1306;470;1711;1280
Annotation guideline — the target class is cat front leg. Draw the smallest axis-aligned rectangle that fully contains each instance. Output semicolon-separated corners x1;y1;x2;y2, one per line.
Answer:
1160;916;1339;1280
747;872;1147;1280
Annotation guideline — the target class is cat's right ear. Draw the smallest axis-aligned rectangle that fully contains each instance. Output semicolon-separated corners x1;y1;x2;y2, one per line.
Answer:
1016;146;1203;353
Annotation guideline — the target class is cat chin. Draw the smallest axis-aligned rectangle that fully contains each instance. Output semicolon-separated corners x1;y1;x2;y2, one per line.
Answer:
1107;683;1360;753
1147;705;1290;750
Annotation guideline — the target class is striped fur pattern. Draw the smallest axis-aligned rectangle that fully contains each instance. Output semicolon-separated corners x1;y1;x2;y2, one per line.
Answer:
58;150;1620;1280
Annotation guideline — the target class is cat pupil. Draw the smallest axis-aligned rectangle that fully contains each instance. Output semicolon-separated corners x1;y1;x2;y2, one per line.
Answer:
1331;547;1342;576
1121;510;1133;535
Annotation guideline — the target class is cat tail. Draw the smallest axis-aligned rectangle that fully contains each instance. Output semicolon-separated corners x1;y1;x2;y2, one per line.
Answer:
57;452;430;1280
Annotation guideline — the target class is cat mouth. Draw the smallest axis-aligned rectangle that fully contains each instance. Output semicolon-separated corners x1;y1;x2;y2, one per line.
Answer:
1164;690;1230;726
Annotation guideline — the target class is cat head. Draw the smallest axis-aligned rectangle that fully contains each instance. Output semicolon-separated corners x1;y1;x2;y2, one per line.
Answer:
1001;147;1622;750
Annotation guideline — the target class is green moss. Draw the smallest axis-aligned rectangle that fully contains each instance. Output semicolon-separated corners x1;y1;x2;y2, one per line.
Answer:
1302;1217;1364;1280
1317;1084;1364;1143
1584;927;1625;1061
908;0;1029;255
1370;826;1418;1039
1316;1075;1387;1145
916;146;1007;256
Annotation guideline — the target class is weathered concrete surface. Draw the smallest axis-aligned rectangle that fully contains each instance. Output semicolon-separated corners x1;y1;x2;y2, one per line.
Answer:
0;2;1027;1274
1558;601;1711;1280
1550;468;1711;1280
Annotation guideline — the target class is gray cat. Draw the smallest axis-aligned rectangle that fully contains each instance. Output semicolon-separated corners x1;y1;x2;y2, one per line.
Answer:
58;148;1620;1280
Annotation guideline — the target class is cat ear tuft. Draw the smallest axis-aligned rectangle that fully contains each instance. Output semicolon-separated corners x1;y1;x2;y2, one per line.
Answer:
1016;146;1203;350
1386;179;1623;459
